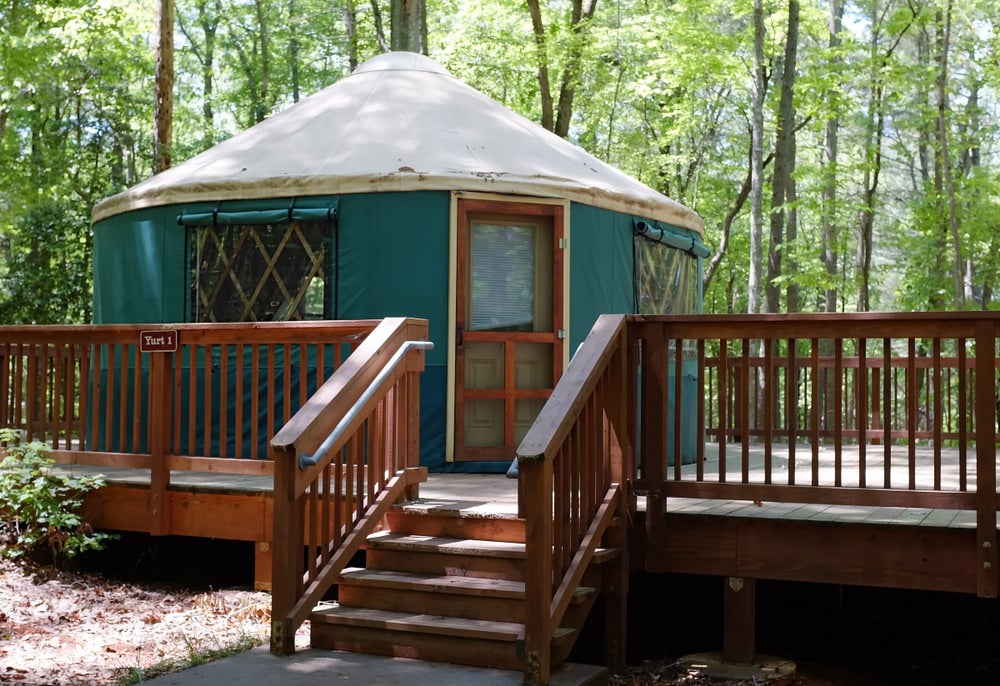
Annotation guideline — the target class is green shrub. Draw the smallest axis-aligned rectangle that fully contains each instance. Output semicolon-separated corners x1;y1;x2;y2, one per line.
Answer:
0;428;114;564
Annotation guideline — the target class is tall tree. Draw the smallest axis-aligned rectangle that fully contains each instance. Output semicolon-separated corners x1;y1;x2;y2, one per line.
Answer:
855;1;915;312
154;0;175;172
933;0;963;308
391;0;426;54
748;0;766;315
820;0;844;313
526;0;599;138
766;0;801;313
177;0;221;149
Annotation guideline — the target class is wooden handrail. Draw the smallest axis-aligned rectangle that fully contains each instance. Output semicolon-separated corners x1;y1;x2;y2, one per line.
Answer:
269;317;430;655
515;310;1000;684
516;314;631;685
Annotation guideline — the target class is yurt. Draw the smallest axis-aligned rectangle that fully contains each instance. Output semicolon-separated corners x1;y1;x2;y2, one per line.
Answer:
90;51;709;472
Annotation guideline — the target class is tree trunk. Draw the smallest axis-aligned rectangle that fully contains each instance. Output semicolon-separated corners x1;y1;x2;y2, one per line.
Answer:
748;0;766;316
255;0;270;122
934;2;964;309
526;0;598;138
154;0;175;173
391;0;426;54
289;0;300;102
176;0;219;149
370;0;389;52
767;0;799;314
783;1;800;314
526;0;555;131
821;0;844;314
344;0;360;70
553;0;598;138
855;6;914;312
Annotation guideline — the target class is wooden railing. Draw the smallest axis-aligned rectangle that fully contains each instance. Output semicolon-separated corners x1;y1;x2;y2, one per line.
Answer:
517;311;1000;683
516;314;632;686
631;312;999;597
269;317;430;655
0;321;377;532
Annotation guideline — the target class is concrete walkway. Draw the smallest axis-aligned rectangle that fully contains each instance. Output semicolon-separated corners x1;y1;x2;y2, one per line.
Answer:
147;646;608;686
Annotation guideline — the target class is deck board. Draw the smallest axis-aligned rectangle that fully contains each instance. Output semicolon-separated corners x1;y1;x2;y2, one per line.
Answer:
57;442;997;531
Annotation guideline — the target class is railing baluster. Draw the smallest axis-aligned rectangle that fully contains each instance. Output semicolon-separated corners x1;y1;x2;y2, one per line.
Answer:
203;345;212;456
811;338;820;486
696;338;706;480
834;340;843;487
718;338;728;483
933;339;942;490
858;338;867;488
219;343;229;457
958;338;967;491
907;338;917;490
267;346;276;458
740;338;750;483
763;338;773;485
677;337;687;482
234;343;244;459
251;344;261;460
787;339;796;486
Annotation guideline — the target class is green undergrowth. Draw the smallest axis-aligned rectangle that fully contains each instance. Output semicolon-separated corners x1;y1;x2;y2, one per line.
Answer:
0;427;115;565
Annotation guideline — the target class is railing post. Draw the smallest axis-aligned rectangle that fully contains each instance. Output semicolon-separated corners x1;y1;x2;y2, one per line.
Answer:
271;445;305;655
148;350;172;535
974;319;997;598
640;323;667;567
521;456;552;686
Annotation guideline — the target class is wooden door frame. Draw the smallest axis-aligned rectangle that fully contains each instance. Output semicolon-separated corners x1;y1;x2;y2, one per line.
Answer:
445;192;570;463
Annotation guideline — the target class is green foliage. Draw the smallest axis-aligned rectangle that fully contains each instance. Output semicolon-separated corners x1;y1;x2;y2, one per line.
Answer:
0;199;92;324
0;0;998;318
0;428;114;564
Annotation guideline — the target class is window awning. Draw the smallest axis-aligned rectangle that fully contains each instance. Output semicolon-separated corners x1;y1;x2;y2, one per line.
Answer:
634;219;710;258
178;202;338;226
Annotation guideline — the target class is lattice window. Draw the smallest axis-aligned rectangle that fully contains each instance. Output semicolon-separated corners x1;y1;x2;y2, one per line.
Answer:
189;220;331;323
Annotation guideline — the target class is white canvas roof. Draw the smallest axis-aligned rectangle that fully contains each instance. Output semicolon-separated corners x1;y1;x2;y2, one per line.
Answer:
92;52;703;234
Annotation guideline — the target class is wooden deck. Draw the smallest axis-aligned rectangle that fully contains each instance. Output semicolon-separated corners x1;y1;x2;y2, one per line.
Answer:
6;311;1000;685
60;441;993;528
663;442;997;528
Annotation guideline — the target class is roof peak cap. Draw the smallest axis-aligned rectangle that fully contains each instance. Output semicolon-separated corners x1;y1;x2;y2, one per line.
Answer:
353;51;451;77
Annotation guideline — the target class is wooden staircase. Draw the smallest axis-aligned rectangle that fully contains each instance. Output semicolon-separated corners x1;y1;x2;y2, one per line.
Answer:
309;498;616;674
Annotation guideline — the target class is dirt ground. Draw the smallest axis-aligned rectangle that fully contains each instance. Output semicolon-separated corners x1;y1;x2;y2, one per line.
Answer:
0;556;283;685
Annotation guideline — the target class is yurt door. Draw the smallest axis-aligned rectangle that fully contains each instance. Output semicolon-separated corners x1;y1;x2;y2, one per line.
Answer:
455;199;565;462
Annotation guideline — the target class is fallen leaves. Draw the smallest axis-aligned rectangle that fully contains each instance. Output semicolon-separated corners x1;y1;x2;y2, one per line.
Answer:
0;557;275;685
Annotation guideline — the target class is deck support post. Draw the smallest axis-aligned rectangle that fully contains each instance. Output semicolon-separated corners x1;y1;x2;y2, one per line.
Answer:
974;320;998;598
254;541;273;592
722;576;756;664
148;351;172;536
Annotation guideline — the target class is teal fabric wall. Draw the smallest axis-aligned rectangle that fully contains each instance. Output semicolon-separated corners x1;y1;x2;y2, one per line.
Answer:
91;192;702;471
566;203;634;351
336;192;452;470
92;207;186;323
336;192;450;367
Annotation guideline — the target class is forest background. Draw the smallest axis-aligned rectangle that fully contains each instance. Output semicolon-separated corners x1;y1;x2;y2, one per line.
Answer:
0;0;996;325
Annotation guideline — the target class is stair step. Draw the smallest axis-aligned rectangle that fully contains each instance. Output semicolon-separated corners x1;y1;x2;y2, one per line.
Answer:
312;605;549;642
366;531;526;557
339;566;525;598
387;506;526;543
311;605;576;670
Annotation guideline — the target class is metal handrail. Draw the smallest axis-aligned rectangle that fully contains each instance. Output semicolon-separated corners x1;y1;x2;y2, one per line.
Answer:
297;339;434;469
